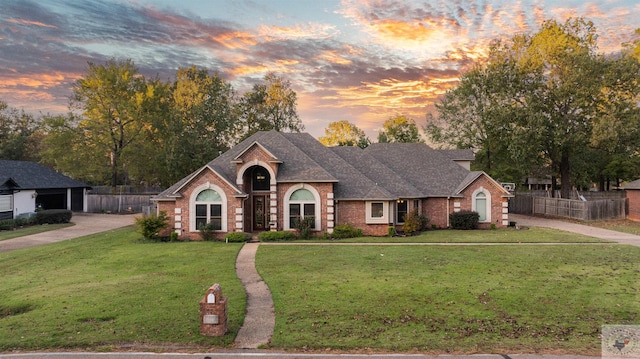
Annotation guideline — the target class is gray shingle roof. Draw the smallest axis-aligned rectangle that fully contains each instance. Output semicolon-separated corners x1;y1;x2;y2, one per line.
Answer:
0;160;90;190
364;143;471;197
155;131;491;201
622;178;640;190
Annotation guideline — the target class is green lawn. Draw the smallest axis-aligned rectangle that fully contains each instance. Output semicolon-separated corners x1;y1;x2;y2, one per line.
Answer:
589;218;640;236
258;244;640;355
1;225;637;354
0;223;74;241
0;226;244;352
316;227;608;243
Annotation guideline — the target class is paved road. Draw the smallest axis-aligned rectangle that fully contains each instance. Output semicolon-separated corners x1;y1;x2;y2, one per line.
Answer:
0;212;136;252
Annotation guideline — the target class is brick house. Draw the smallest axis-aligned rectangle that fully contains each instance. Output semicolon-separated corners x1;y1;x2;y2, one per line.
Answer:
153;131;512;239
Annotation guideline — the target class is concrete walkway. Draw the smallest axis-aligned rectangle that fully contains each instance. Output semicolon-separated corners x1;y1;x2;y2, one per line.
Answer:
233;242;275;349
0;212;136;253
510;214;640;247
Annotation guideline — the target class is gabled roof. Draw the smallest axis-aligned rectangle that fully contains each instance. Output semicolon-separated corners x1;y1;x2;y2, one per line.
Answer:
0;160;90;190
454;171;513;197
0;177;20;190
622;178;640;190
155;131;502;201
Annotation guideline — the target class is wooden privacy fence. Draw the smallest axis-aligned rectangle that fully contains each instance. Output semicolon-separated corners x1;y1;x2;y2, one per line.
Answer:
510;194;626;221
87;194;154;214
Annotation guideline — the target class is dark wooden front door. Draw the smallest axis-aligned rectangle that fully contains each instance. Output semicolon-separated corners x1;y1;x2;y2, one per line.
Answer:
252;195;268;231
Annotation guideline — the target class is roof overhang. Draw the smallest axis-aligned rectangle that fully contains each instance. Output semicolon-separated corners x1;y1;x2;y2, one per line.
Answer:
172;165;243;196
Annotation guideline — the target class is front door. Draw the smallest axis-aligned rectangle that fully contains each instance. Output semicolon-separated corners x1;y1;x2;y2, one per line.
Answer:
253;195;268;231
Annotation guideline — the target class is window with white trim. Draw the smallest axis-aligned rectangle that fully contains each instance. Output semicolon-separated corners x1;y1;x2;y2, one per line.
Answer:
194;189;223;230
366;201;389;224
472;189;491;223
288;188;316;229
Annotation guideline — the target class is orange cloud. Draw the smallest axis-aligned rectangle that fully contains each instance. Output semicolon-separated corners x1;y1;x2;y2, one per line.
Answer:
5;18;57;28
0;72;76;89
315;49;352;65
212;31;258;49
257;23;337;40
230;59;299;77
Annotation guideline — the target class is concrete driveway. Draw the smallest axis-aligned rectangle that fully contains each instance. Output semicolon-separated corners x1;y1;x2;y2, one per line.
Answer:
0;212;137;252
510;214;640;247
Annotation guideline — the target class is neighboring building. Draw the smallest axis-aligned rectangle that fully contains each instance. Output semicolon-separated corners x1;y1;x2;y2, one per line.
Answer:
0;160;91;220
153;131;512;239
623;179;640;221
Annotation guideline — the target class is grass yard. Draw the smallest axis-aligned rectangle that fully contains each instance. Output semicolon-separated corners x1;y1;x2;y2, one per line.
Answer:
0;226;244;352
1;223;637;354
258;243;640;355
0;223;74;241
321;227;608;243
589;218;640;236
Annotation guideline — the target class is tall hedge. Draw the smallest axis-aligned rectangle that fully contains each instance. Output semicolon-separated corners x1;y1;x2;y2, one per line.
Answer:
36;209;73;224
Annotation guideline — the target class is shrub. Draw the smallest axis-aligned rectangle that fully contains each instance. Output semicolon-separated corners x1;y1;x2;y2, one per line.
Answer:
36;209;72;224
0;219;15;231
449;210;479;230
135;211;170;241
258;231;296;242
199;222;219;241
332;223;362;239
226;232;251;242
419;215;430;230
387;226;396;237
402;210;423;236
294;216;315;239
169;231;179;242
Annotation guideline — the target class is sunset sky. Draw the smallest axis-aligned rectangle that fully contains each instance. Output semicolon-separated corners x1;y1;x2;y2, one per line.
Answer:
2;0;640;139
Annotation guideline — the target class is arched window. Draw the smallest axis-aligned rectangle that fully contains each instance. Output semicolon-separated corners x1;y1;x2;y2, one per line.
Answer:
472;189;491;223
252;166;270;191
284;185;320;231
190;186;227;232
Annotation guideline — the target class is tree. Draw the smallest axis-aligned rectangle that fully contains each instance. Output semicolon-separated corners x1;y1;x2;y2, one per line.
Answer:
153;66;238;185
378;115;423;143
425;60;527;180
427;18;640;198
0;101;41;161
40;113;108;184
70;59;160;187
237;73;303;139
590;52;640;189
318;120;370;148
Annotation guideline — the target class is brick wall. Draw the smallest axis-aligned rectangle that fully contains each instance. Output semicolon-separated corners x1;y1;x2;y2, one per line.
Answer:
628;190;640;221
423;198;448;228
336;200;389;236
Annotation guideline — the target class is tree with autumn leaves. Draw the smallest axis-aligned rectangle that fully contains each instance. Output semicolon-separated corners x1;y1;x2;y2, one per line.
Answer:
426;18;640;197
39;62;303;187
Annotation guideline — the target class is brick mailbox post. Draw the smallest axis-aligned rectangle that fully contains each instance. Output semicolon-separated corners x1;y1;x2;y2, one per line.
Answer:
199;283;228;336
